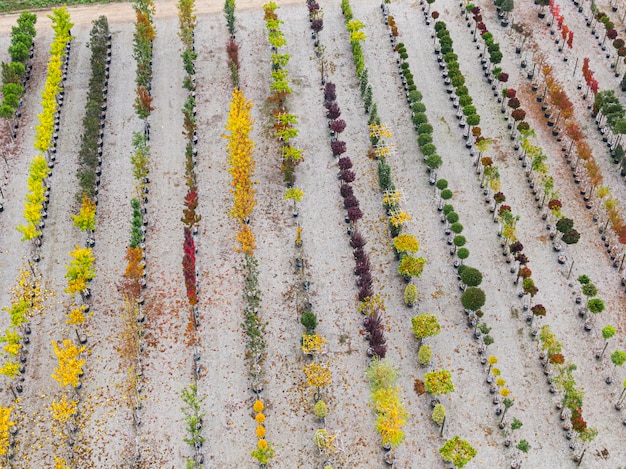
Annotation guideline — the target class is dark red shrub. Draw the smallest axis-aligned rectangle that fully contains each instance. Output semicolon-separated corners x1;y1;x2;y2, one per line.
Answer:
515;253;529;265
607;29;618;40
182;227;197;306
357;272;372;289
350;230;367;248
353;247;366;263
348;206;363;223
507;97;520;109
471;6;481;15
326;102;341;119
338;156;353;170
506;88;516;99
324;82;336;102
343;194;359;209
498;72;509;83
354;259;371;276
332;140;347;156
510;241;523;253
340;183;353;198
311;18;324;33
548;199;562;210
331;119;347;134
359;284;374;302
339;168;355;183
511;108;526;121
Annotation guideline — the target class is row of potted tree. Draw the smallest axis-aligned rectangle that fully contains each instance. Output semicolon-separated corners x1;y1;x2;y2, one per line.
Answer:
451;3;602;457
16;7;74;246
115;1;156;462
0;268;41;461
177;1;205;466
263;2;304;187
338;2;409;463
223;87;274;465
49;15;112;468
0;10;74;460
0;11;37;145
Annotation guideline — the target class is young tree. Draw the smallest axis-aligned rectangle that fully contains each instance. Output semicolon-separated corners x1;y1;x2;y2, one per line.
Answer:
439;436;477;468
460;267;482;287
599;325;616;360
424;369;455;396
411;314;441;346
461;287;485;311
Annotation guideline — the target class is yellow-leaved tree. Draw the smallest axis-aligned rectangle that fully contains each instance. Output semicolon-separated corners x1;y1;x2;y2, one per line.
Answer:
50;394;78;424
224;88;256;224
0;406;15;456
51;339;85;388
71;196;96;231
65;245;96;295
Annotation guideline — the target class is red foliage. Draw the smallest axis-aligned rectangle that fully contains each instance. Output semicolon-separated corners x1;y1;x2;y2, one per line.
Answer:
506;88;516;99
182;227;197;306
571;408;587;433
331;119;347;134
548;199;562;210
511;108;526;122
332;140;347;156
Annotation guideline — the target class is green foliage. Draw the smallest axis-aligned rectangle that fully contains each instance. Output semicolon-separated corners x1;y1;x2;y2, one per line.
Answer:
511;417;523;430
602;325;616;340
461;287;485;311
418;344;432;366
129;198;143;248
577;274;590;285
611;349;626;367
314;400;327;419
432;403;446;425
404;284;418;306
224;0;236;35
439;436;477;468
181;383;206;467
411;314;441;341
457;247;470;260
581;283;598;297
300;310;318;331
460;267;482;287
516;439;530;453
587;298;605;314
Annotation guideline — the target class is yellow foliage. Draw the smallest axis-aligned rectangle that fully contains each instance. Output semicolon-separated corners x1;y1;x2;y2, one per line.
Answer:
487;355;498;365
54;457;69;469
0;361;20;379
253;400;264;413
303;362;332;388
492;367;501;377
256;425;266;438
496;377;506;387
235;224;256;255
0;406;15;456
66;304;87;326
382;190;402;206
389;209;412;228
51;339;86;388
500;388;510;397
224;88;256;223
255;413;266;424
257;439;268;449
2;343;21;356
357;294;386;316
301;333;327;355
71;196;97;231
65;245;96;295
50;394;77;424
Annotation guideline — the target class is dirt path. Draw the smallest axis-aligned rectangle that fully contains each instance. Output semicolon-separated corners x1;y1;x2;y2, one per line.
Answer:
14;21;90;467
77;19;138;468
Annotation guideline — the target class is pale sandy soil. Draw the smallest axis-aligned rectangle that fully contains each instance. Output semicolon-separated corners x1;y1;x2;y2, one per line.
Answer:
0;0;624;468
